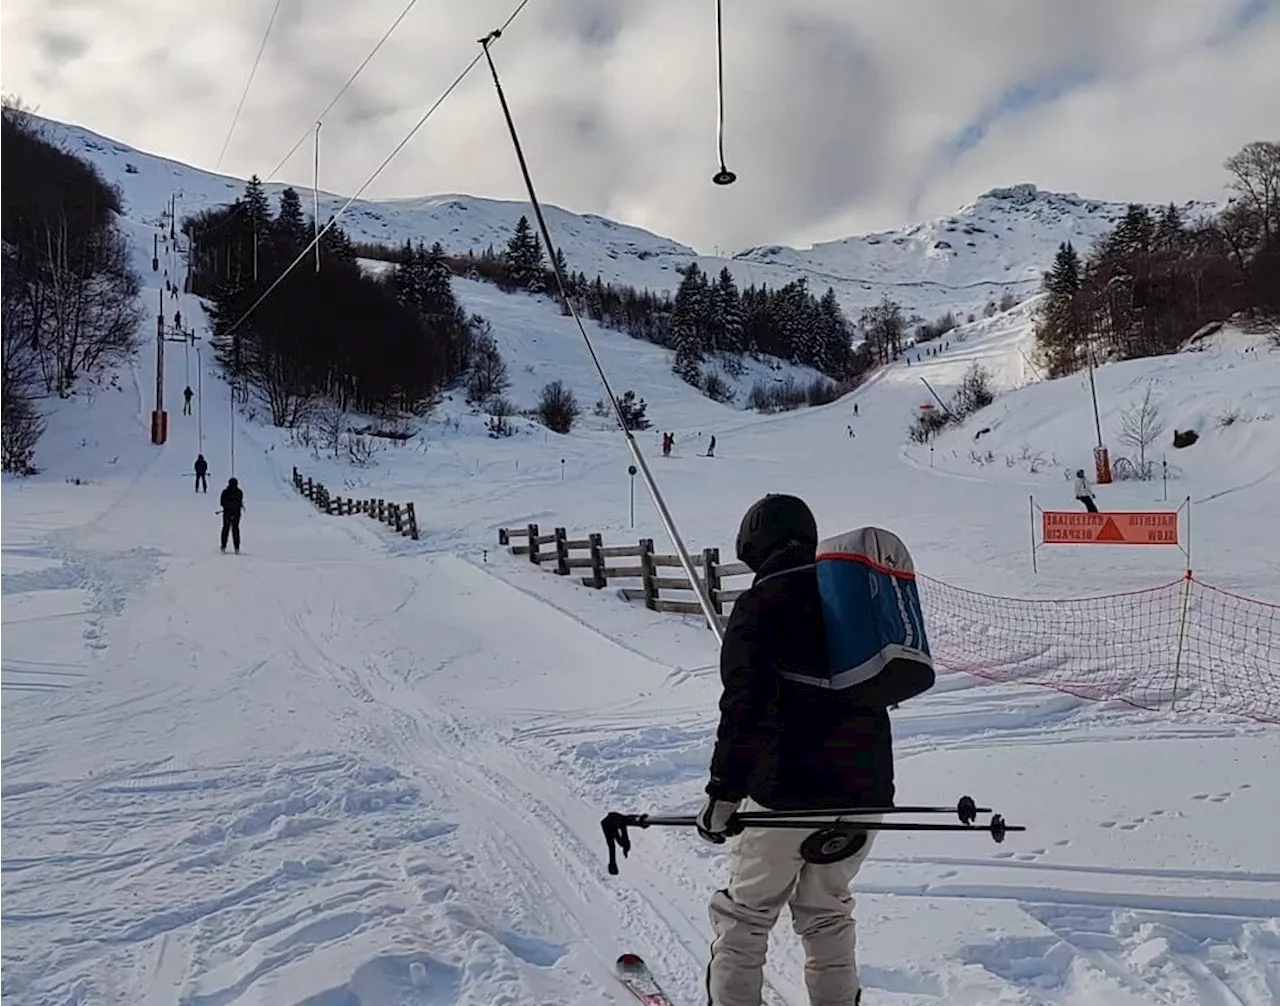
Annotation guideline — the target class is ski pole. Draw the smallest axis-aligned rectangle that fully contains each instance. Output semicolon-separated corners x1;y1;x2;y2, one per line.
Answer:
611;795;983;830
610;814;1018;835
601;810;1025;875
726;795;987;825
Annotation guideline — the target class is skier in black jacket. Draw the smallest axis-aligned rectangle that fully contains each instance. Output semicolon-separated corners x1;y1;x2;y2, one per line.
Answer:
699;494;890;1006
219;477;243;553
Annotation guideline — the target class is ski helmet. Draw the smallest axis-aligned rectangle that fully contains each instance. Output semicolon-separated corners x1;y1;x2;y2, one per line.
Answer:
735;494;818;572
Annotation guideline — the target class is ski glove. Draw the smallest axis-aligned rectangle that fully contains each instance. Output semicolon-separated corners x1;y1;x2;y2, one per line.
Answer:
696;797;743;844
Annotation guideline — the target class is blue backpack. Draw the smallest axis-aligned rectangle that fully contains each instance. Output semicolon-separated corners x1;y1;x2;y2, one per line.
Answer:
811;527;935;707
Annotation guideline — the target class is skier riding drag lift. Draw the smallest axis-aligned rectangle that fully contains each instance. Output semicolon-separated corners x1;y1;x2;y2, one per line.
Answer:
602;495;1025;1006
600;497;1028;876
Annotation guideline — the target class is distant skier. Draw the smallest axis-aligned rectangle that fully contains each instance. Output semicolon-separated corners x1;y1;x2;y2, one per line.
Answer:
699;495;918;1006
219;477;244;553
853;403;859;417
193;453;208;493
1074;469;1098;513
662;432;673;457
182;385;194;415
706;435;717;458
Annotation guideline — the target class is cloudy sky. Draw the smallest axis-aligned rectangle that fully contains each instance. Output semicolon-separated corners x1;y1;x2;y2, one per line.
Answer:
3;0;1277;253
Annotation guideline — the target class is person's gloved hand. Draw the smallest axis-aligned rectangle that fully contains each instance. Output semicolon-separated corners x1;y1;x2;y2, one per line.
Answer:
696;797;743;844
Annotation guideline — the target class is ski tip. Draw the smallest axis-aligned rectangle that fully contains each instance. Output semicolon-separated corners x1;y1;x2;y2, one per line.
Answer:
616;952;643;967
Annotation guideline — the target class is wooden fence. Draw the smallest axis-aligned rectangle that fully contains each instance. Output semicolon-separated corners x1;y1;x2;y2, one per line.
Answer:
292;466;419;540
497;523;752;617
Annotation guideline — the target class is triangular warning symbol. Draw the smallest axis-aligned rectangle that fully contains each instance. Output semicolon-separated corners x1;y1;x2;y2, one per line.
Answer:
1096;516;1125;542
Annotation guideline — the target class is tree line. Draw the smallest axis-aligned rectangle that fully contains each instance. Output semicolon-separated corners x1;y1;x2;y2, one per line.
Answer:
184;176;482;429
1;100;145;472
360;214;880;404
1035;140;1279;377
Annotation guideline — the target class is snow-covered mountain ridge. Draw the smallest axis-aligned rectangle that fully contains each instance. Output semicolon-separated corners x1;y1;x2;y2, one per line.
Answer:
35;114;1219;323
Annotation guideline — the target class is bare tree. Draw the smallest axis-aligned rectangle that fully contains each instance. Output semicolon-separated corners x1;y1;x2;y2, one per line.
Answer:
1221;142;1280;309
486;395;515;438
465;333;509;405
315;399;347;458
243;331;315;428
1224;141;1279;253
535;380;580;434
859;296;906;364
38;222;143;394
0;247;43;473
1118;385;1166;477
951;362;995;417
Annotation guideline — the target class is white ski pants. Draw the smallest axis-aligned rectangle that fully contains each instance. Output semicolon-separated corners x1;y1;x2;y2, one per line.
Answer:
707;800;879;1006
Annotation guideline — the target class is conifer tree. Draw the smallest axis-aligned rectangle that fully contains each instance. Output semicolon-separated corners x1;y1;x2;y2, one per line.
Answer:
1044;241;1082;299
710;267;743;355
1154;203;1184;253
243;175;272;235
274;187;309;258
670;264;708;383
504;216;546;291
1034;242;1085;375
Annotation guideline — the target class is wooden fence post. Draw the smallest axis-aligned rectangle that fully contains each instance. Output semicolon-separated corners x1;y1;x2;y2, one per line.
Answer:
588;533;605;588
704;547;723;615
377;499;385;523
527;523;540;564
391;503;403;534
639;538;657;610
554;527;569;575
406;502;419;540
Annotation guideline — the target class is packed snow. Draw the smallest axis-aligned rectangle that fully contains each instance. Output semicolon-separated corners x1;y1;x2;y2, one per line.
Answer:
3;120;1279;1006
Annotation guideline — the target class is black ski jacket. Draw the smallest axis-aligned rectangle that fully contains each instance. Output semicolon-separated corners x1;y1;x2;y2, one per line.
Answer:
707;543;894;810
194;457;208;475
220;485;244;517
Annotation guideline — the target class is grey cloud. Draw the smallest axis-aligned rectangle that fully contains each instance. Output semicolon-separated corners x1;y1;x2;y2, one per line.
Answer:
340;95;400;129
0;0;1276;253
35;29;89;63
536;0;624;48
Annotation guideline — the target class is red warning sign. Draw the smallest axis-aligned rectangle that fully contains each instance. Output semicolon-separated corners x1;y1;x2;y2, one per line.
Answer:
1042;510;1179;545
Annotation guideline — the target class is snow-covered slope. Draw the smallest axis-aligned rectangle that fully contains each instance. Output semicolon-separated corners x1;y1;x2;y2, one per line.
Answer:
739;183;1216;292
448;279;828;422
34;116;1214;323
911;324;1279;594
4;115;1278;1006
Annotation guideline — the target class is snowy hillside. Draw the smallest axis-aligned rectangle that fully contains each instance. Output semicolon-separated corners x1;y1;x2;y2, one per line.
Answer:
4;115;1279;1006
33;115;1213;323
738;183;1217;292
910;323;1280;596
444;278;829;422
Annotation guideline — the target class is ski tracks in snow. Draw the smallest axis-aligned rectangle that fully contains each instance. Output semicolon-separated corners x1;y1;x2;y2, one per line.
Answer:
6;456;1278;1005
